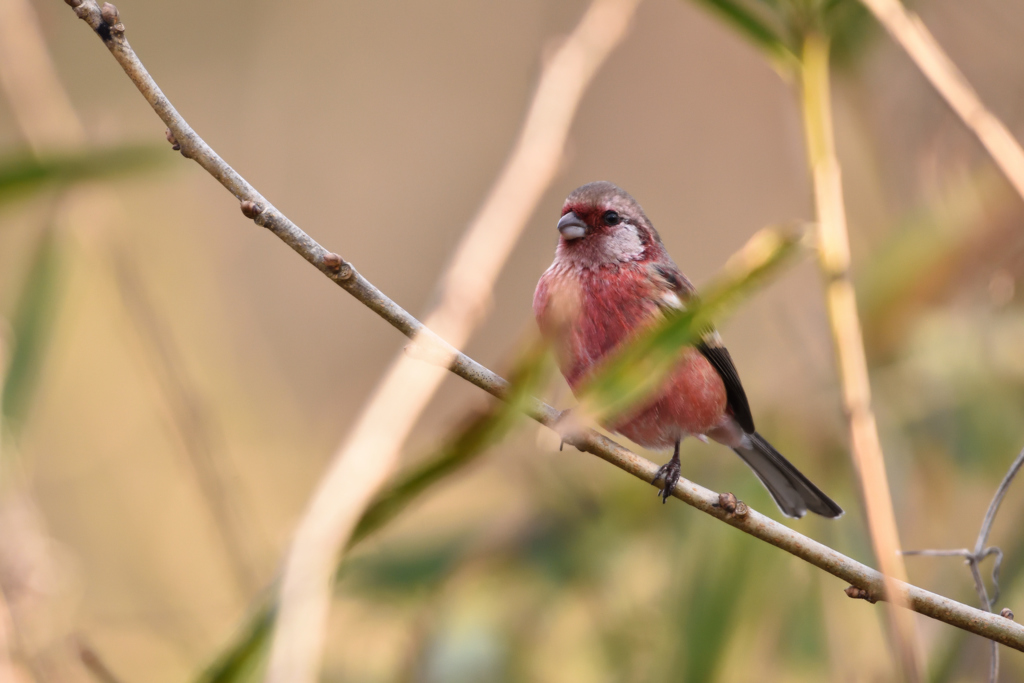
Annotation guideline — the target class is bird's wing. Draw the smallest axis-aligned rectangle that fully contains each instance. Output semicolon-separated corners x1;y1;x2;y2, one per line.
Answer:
696;331;755;433
647;260;756;434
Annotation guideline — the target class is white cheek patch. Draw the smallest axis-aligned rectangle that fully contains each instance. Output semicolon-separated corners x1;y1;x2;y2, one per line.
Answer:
601;223;644;261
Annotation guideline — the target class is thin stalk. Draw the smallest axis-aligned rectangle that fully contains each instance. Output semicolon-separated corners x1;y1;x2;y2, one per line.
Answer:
857;0;1024;205
799;33;925;681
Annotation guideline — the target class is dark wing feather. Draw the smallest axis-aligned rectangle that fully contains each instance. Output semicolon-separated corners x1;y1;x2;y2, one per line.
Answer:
647;260;756;434
696;337;755;434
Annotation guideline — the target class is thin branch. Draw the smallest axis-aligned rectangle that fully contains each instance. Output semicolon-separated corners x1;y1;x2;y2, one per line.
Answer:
857;0;1024;204
799;32;924;679
61;0;1024;663
976;446;1024;558
902;444;1024;683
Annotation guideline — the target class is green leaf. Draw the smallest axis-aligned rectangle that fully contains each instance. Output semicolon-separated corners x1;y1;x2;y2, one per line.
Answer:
577;227;805;424
339;535;472;597
0;144;168;206
3;227;64;433
689;0;799;68
195;602;275;683
678;534;758;682
348;340;551;549
822;0;876;69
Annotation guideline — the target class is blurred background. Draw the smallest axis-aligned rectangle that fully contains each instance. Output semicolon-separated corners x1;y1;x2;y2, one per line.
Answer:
2;0;1024;681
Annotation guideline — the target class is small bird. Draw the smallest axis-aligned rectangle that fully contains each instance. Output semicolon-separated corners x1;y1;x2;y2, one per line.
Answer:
533;181;842;519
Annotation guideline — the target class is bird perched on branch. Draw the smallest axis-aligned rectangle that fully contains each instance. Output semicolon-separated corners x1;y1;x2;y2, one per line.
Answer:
533;181;842;519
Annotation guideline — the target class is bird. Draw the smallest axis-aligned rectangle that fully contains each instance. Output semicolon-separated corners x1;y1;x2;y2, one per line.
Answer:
533;181;843;519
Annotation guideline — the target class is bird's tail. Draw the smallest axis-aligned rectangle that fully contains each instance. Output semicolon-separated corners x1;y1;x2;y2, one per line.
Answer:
732;432;843;519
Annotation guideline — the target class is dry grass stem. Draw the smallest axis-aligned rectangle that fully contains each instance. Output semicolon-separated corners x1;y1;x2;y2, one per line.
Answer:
858;0;1024;203
60;0;1024;666
1;0;261;597
112;251;262;593
800;34;924;680
267;1;642;681
0;0;84;152
0;590;19;683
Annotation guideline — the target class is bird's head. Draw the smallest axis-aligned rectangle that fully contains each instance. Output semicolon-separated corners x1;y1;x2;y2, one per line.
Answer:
554;181;663;268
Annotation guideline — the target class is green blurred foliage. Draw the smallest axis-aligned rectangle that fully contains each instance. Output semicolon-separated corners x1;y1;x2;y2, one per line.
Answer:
687;0;875;70
2;226;63;435
350;341;554;549
1;144;169;441
193;342;554;683
0;145;167;207
196;604;275;683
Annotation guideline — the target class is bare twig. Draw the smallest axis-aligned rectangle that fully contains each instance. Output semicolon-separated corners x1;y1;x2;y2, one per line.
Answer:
857;0;1024;204
61;0;1024;662
976;446;1024;564
903;444;1024;682
799;33;924;679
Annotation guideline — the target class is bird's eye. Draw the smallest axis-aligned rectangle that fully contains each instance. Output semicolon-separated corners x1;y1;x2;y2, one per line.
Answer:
602;210;621;226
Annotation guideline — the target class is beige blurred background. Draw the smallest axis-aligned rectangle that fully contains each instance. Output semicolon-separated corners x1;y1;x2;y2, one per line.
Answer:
3;0;1024;681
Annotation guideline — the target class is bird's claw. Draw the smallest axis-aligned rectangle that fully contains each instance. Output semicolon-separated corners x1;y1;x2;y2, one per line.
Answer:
653;458;681;504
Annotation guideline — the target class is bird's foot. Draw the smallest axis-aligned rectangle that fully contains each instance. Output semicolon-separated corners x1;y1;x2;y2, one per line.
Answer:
653;457;681;504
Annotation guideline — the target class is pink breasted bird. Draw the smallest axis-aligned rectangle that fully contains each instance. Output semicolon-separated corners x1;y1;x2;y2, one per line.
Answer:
534;182;842;518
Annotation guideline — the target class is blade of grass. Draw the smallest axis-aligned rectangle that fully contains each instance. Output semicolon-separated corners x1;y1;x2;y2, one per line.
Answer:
689;0;798;68
577;226;804;424
0;144;167;205
678;533;756;682
196;602;276;683
350;341;551;548
191;343;551;683
2;226;63;434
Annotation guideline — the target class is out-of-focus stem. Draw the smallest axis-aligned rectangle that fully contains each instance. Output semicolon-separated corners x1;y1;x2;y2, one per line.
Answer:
0;589;20;683
799;33;924;681
857;0;1024;204
0;0;260;597
265;1;643;682
0;0;84;152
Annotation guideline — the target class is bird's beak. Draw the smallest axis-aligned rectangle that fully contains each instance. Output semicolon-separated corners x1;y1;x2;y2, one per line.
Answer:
557;211;587;240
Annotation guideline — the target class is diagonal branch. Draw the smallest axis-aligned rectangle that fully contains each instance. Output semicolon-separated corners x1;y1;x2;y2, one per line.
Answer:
857;0;1024;204
61;0;1024;664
